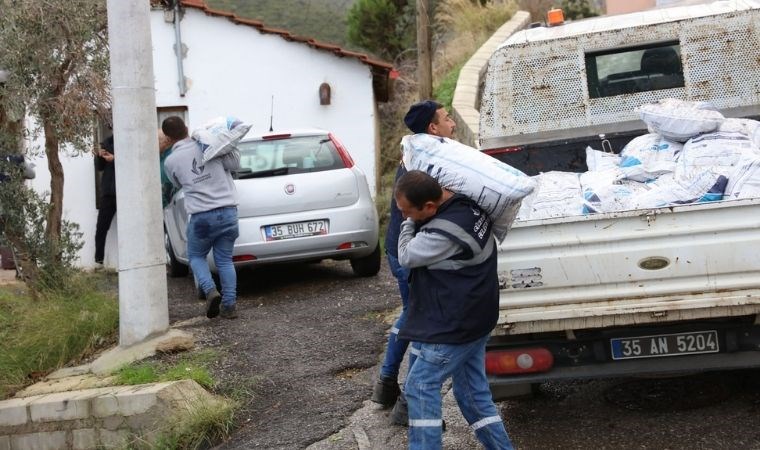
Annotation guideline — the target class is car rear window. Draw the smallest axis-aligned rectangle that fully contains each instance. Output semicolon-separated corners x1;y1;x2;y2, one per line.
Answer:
586;41;685;98
235;135;346;179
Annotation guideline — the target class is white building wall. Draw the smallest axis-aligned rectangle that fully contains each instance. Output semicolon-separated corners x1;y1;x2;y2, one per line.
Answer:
151;9;378;191
25;7;381;269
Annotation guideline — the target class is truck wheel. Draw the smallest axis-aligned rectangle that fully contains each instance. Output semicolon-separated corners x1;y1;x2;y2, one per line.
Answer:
165;232;189;278
350;243;381;277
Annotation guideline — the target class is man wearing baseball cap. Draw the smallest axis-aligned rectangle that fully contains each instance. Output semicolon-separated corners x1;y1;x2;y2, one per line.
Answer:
371;100;456;423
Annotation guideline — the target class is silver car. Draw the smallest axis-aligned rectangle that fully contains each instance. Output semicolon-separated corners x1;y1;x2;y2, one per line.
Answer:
164;129;381;278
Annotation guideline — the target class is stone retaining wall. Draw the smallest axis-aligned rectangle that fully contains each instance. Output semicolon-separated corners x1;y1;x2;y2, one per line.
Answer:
0;380;223;450
451;10;531;148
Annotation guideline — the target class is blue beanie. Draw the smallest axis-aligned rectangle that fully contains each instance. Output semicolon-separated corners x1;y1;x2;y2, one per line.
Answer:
404;100;441;134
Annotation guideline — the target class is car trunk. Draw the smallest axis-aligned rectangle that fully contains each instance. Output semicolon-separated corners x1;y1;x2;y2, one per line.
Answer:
234;169;359;218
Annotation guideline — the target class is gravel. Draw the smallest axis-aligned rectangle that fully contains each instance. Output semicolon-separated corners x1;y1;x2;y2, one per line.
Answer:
165;260;760;449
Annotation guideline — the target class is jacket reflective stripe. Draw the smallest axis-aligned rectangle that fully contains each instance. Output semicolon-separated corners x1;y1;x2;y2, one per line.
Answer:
423;218;494;271
471;415;502;431
409;419;443;427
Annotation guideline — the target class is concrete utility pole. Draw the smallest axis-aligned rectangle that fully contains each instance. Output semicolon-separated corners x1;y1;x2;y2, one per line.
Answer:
106;0;169;346
416;0;433;100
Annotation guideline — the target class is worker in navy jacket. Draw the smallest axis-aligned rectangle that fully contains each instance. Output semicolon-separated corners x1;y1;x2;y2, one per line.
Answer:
395;170;513;450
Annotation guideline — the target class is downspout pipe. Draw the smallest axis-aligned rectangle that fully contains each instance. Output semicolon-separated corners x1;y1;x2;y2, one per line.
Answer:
173;0;187;96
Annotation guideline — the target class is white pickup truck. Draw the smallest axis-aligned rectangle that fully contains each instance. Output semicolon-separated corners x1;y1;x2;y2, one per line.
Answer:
478;1;760;397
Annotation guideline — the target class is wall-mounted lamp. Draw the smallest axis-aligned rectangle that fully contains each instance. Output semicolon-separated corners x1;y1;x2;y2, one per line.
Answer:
319;82;331;105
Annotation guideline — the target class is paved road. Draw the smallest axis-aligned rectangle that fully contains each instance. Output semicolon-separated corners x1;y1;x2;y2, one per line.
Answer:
167;261;760;449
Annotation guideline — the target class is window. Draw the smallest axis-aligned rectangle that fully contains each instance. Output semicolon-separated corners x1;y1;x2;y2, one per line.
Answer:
157;106;188;129
235;135;345;179
586;41;684;98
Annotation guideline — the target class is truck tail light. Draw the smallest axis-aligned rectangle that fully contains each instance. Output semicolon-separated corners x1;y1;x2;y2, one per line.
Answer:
486;348;554;375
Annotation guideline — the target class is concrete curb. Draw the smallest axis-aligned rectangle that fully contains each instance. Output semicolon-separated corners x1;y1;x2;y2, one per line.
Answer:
0;380;225;450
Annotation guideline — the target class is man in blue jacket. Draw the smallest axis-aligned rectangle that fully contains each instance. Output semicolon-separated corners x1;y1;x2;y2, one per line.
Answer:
395;170;513;450
372;100;457;413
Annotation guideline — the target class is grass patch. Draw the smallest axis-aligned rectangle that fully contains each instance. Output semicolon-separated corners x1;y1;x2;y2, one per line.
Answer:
0;271;119;398
155;398;236;450
128;397;237;450
434;62;465;111
114;350;218;389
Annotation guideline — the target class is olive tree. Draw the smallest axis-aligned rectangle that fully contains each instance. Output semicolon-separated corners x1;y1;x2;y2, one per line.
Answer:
0;0;110;274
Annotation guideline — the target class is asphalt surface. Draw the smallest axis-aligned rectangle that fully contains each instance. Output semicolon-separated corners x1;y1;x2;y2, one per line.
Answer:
166;260;760;449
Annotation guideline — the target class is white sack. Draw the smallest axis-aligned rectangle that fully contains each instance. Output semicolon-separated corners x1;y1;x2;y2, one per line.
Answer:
724;156;760;200
719;118;760;152
585;146;620;171
630;170;727;209
401;134;536;240
638;98;724;142
193;116;252;164
675;130;755;180
582;181;651;214
618;133;681;182
517;171;583;221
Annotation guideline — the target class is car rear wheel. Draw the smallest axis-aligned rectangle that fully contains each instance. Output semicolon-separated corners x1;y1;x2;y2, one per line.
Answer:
165;231;189;278
350;243;381;277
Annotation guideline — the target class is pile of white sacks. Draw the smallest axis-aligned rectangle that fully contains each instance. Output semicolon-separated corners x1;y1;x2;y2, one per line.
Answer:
518;98;760;221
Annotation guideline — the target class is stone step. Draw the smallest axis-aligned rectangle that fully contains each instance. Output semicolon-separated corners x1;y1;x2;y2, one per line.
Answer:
0;380;225;450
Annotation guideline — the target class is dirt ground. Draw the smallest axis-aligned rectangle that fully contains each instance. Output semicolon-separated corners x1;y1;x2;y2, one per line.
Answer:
165;259;399;449
164;260;760;450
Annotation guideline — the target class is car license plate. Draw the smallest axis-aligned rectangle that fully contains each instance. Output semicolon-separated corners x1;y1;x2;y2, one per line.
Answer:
264;220;328;241
610;330;719;360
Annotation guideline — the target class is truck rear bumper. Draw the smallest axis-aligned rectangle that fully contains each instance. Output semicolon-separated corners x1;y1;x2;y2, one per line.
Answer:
488;350;760;386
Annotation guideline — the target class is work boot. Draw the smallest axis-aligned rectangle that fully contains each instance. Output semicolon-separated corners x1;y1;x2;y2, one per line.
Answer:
205;288;222;319
390;393;445;431
371;376;401;408
389;393;408;426
220;305;238;320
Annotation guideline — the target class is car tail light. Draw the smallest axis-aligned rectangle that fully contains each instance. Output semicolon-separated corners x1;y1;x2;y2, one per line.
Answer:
328;133;355;168
233;255;256;262
483;146;524;156
262;133;292;141
337;241;368;250
485;348;553;375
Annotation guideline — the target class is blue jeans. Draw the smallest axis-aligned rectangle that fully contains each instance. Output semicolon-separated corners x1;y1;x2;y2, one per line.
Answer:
187;207;239;308
405;335;513;450
380;253;415;380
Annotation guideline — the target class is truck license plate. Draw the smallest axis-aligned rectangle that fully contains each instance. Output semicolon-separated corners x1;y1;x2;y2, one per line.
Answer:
264;220;328;241
610;330;719;360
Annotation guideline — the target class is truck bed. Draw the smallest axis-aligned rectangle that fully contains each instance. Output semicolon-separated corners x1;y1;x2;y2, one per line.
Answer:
496;197;760;335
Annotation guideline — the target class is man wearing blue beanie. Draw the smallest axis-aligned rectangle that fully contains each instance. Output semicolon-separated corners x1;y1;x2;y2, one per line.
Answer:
371;99;456;424
403;100;456;136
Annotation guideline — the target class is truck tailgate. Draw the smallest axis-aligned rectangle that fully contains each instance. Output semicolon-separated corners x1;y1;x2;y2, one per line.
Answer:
496;198;760;334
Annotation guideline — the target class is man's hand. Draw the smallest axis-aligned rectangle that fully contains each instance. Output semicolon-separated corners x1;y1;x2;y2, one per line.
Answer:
98;149;114;162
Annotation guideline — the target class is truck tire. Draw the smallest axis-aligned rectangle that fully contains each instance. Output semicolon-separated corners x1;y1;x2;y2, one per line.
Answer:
165;231;189;278
350;243;381;277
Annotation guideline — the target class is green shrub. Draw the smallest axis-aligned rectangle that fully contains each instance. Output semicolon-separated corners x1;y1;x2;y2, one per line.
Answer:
0;272;118;398
346;0;415;59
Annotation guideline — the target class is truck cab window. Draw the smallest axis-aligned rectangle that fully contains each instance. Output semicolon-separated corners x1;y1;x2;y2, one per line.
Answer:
586;41;684;98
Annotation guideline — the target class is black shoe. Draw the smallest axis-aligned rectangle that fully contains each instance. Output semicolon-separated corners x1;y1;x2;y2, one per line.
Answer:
390;393;408;426
205;289;222;318
390;394;445;431
220;305;238;319
371;376;401;408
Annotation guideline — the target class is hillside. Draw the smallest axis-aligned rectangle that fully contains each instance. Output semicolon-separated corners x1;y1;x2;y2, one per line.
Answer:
205;0;357;48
